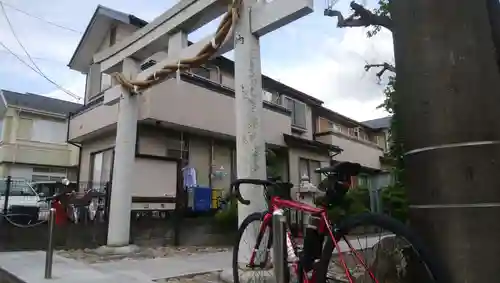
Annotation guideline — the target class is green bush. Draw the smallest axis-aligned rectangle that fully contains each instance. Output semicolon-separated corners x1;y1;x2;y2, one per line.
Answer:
327;186;371;222
214;199;238;229
381;184;408;223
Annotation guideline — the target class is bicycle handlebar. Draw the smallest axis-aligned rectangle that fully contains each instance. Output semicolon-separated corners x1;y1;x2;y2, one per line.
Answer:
229;179;275;205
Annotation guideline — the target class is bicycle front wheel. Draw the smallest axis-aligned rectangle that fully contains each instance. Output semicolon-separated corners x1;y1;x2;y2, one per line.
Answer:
316;213;446;283
233;212;292;283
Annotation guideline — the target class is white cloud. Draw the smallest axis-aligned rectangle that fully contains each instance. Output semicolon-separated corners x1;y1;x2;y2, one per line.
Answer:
263;27;393;121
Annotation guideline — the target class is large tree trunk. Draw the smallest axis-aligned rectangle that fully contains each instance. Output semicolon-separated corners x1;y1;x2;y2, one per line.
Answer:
391;0;500;282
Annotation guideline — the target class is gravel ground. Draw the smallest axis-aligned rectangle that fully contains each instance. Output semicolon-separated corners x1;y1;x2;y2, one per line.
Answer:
155;272;223;283
56;246;232;264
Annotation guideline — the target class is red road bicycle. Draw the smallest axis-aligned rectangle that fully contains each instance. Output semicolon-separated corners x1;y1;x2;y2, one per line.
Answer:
230;161;445;283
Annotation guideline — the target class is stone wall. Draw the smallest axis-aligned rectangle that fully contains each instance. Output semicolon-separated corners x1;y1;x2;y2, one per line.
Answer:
0;214;236;252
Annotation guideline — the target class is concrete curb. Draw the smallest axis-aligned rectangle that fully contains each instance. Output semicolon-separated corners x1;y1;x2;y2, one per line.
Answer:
0;266;24;283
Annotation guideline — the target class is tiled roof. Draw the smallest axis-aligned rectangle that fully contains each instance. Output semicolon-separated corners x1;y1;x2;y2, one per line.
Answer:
1;90;82;115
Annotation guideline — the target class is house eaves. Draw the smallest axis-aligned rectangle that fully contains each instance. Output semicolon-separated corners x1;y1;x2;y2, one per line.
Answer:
315;106;378;131
68;5;147;73
362;116;391;130
1;90;82;118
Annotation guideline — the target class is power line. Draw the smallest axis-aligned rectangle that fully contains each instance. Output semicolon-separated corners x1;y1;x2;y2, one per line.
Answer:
0;41;82;101
0;49;67;65
0;1;82;34
0;2;81;101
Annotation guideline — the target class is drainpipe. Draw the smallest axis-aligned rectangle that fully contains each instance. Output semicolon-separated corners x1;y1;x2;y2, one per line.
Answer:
12;108;21;164
66;112;82;185
213;65;221;83
209;139;214;189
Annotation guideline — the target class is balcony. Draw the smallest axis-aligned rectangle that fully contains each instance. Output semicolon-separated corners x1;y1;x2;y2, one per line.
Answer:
69;74;292;145
315;131;384;169
0;141;77;167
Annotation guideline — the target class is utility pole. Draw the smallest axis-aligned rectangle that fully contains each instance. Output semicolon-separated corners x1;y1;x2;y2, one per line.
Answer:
392;0;500;281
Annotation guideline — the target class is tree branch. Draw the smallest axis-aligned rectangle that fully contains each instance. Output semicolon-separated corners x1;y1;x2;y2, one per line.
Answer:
325;1;393;31
365;63;396;80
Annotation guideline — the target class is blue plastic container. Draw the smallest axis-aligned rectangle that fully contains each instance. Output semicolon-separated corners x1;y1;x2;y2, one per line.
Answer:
193;186;212;212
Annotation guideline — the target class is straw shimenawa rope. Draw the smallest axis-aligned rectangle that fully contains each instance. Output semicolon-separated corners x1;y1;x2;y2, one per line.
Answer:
112;0;242;93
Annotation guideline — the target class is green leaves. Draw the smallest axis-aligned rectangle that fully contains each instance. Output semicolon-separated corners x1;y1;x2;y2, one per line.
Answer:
367;0;391;38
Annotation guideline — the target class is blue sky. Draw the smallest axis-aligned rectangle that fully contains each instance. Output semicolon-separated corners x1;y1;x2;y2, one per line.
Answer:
0;0;393;121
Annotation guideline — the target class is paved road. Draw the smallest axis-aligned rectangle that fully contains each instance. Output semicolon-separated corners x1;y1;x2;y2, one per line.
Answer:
92;251;231;281
0;234;392;283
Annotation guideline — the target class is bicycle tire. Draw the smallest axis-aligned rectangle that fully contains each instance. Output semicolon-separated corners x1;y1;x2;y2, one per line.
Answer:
232;212;290;283
316;212;447;283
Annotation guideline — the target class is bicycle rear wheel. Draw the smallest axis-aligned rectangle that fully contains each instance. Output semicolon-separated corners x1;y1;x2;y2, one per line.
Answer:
316;213;446;283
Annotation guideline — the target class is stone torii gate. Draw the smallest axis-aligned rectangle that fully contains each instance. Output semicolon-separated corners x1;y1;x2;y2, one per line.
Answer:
100;0;314;248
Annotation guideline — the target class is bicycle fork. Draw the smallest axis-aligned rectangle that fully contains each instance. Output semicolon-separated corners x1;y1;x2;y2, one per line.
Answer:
249;211;298;269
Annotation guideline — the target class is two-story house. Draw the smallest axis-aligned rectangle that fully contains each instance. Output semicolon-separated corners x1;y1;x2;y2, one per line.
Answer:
66;6;339;205
314;109;392;188
0;90;81;181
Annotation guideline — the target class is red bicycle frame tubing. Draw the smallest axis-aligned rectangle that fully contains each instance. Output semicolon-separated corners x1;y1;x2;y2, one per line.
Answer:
269;196;378;283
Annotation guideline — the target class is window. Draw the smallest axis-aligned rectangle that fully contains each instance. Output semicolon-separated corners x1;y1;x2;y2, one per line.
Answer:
263;90;273;102
0;180;36;196
90;149;114;187
348;127;360;138
357;175;369;188
31;119;66;143
18;117;33;140
284;97;307;128
263;90;281;105
101;73;112;91
32;175;64;182
299;158;321;186
33;167;67;174
192;67;211;80
32;167;67;183
166;135;189;162
109;25;117;46
328;121;342;133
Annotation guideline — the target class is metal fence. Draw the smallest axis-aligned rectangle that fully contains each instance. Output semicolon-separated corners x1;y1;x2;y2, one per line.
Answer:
0;177;113;251
0;176;236;251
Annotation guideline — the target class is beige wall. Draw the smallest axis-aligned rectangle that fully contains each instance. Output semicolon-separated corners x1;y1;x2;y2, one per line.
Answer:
70;79;292;145
316;116;386;169
0;107;79;169
316;133;383;170
142;79;291;146
69;95;119;140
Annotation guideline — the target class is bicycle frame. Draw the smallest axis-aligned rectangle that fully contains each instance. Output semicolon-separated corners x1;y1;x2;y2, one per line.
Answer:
248;195;377;283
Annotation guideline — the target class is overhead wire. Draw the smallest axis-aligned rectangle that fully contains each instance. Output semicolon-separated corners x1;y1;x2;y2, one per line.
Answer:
0;48;67;65
0;0;82;34
0;2;82;101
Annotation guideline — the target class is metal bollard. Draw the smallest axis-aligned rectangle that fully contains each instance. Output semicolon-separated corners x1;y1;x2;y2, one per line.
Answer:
272;209;286;283
44;208;56;279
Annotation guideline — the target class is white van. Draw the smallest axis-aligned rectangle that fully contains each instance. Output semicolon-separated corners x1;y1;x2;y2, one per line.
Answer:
0;179;45;220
